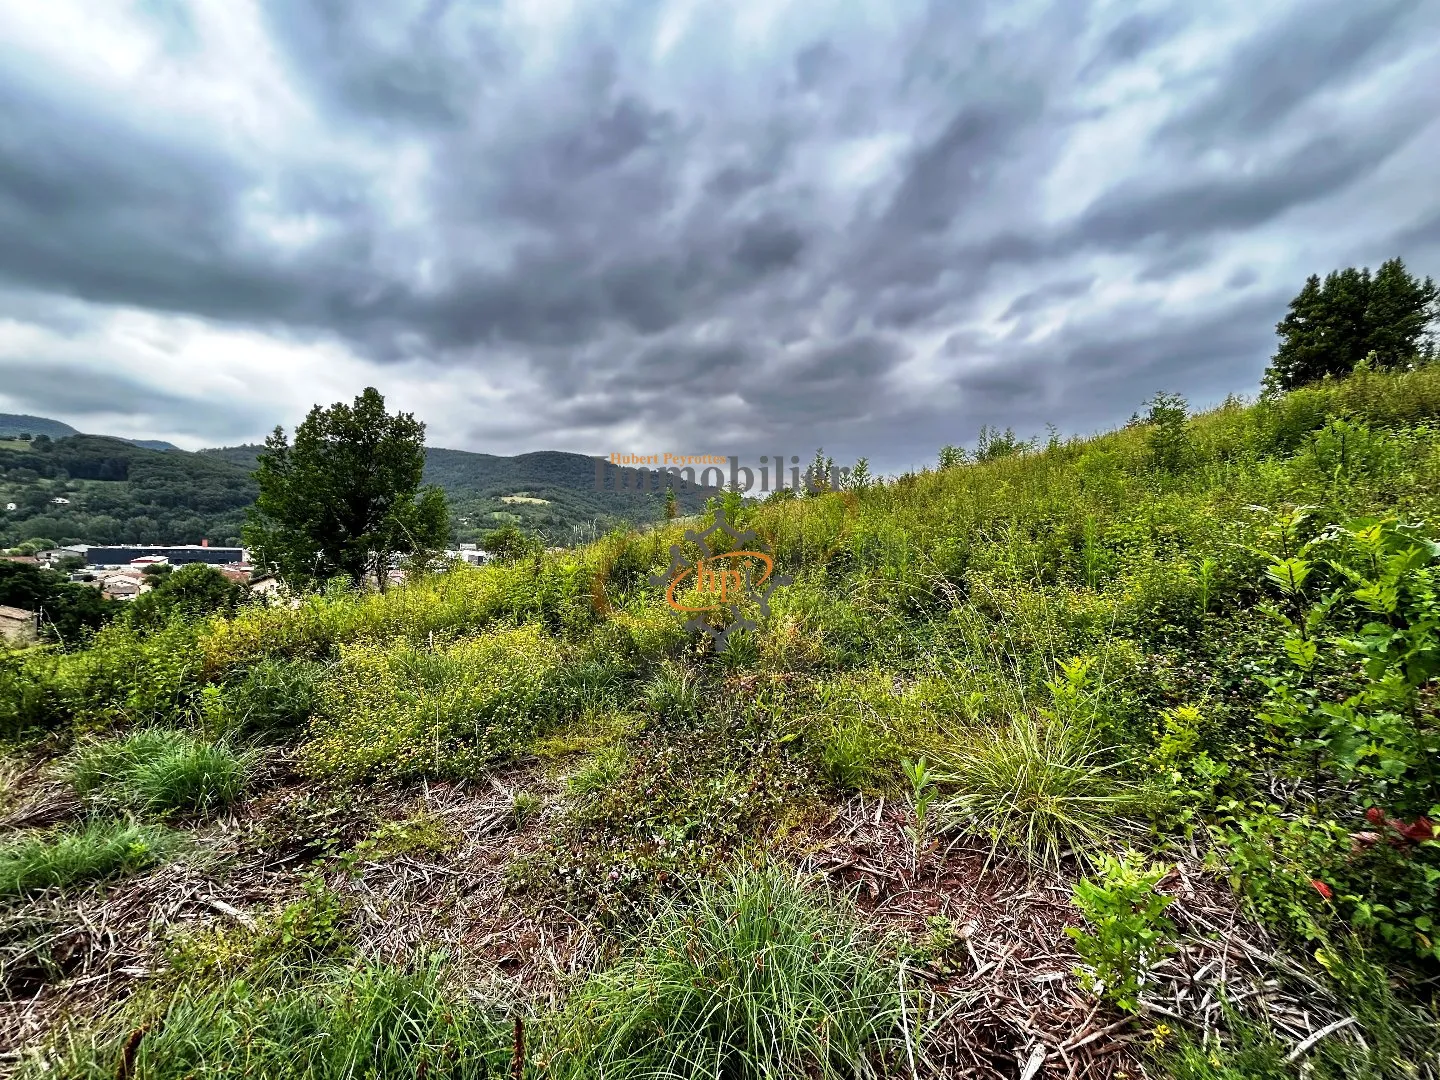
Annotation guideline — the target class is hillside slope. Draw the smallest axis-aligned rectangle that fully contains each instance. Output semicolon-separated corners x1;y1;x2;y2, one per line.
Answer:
0;435;256;547
0;414;179;450
3;434;710;549
4;369;1440;1078
205;444;715;543
0;414;80;440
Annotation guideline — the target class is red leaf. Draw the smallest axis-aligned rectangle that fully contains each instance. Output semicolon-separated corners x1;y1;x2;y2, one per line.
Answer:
1366;807;1385;826
1310;879;1333;900
1395;817;1434;842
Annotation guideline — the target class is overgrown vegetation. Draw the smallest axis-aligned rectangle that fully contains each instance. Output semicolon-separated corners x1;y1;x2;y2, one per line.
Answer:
68;729;250;816
550;863;905;1079
9;366;1440;1076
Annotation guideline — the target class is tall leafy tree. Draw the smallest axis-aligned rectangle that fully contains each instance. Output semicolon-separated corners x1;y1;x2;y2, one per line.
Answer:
1316;266;1374;374
244;388;449;591
1265;274;1327;392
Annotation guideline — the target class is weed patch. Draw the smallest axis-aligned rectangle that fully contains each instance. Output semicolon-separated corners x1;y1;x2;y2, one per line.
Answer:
0;820;178;898
69;730;250;816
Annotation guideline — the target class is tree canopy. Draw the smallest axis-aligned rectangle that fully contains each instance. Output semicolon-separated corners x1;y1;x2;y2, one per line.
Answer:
243;388;450;590
0;560;119;643
1264;258;1438;392
124;563;247;631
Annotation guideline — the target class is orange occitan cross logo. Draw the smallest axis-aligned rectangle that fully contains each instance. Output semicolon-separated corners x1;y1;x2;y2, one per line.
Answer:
664;551;774;611
648;509;790;646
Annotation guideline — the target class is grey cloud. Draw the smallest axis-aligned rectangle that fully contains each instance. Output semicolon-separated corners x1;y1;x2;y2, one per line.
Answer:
259;0;500;128
1081;11;1182;76
1069;125;1426;253
0;0;1435;469
0;362;264;438
1160;0;1422;145
1001;277;1096;320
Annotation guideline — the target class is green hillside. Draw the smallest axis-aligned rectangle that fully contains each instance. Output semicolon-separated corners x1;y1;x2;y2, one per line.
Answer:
0;413;80;440
0;414;179;450
4;367;1440;1076
205;444;716;544
0;435;256;547
2;435;712;550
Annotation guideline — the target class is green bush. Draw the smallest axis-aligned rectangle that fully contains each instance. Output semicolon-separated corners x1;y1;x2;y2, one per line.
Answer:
551;863;905;1079
1066;851;1177;1012
0;820;178;897
301;624;612;781
215;657;325;735
934;716;1141;869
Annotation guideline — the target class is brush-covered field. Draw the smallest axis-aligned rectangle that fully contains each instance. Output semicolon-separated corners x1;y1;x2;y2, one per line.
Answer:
3;370;1440;1079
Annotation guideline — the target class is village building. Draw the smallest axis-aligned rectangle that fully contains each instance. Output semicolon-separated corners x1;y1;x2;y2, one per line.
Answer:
0;604;38;644
79;543;246;568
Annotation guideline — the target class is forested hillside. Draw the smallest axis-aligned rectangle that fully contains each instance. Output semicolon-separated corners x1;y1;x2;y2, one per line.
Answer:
0;415;80;441
0;436;256;548
3;368;1440;1078
208;444;715;544
3;436;709;551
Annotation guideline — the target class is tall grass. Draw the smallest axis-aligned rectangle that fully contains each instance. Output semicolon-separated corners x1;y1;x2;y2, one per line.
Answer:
934;716;1142;869
69;730;250;815
36;957;510;1080
300;624;616;781
0;820;178;897
551;862;906;1079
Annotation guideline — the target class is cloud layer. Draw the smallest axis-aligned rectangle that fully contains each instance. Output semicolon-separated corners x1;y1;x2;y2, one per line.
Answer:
1;0;1437;469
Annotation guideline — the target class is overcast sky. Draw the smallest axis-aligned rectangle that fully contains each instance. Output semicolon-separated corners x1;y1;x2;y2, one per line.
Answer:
0;0;1437;472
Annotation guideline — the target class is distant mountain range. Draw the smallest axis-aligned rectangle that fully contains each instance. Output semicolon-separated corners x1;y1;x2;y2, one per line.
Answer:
202;444;713;545
2;416;712;549
0;413;179;451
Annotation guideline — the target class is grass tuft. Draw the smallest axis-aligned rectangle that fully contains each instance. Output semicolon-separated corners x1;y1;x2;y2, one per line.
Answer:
69;729;250;815
36;957;510;1079
552;862;905;1079
0;819;178;898
934;716;1141;869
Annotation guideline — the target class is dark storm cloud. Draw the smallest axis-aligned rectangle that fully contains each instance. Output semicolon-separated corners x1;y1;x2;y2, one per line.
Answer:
1068;125;1426;254
0;362;263;437
259;1;499;128
0;0;1436;463
1159;0;1422;144
1001;277;1096;320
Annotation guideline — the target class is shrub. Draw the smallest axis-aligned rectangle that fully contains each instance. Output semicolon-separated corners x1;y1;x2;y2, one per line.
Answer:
1066;852;1177;1012
124;564;247;632
934;716;1141;869
0;648;70;738
70;730;250;815
551;863;905;1079
216;657;325;735
0;820;177;897
1145;392;1193;472
301;625;586;781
